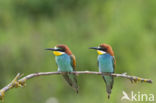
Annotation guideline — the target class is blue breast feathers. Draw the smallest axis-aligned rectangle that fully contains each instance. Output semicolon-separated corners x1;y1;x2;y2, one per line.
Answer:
55;54;73;72
98;53;114;73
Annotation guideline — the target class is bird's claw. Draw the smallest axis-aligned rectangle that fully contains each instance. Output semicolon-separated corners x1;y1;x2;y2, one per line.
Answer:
14;81;22;88
11;73;23;88
18;78;27;87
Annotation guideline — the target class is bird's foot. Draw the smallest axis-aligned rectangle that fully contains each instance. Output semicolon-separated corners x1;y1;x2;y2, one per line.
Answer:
18;78;27;87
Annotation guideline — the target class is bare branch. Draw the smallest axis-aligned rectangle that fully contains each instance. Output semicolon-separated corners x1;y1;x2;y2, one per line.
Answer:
0;71;152;101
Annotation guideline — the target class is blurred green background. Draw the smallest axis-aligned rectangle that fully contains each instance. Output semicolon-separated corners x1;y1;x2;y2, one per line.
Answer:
0;0;156;103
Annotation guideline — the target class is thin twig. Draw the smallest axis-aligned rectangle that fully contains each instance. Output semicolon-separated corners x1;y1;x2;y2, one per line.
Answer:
0;71;152;101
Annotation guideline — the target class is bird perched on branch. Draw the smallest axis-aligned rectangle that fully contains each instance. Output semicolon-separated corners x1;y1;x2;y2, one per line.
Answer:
89;43;116;99
45;44;78;93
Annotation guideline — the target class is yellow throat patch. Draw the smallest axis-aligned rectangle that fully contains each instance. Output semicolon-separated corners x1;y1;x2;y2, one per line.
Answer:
97;50;106;55
53;51;64;56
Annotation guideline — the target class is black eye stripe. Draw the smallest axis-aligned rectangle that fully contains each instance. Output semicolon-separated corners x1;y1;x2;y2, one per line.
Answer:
57;48;65;52
99;48;107;51
60;49;65;52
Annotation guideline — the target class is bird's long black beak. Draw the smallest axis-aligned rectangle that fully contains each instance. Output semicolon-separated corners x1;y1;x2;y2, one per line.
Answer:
45;48;60;51
89;47;99;50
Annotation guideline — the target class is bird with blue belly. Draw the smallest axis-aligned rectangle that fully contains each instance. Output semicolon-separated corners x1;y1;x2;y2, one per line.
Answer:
90;43;116;99
45;44;78;93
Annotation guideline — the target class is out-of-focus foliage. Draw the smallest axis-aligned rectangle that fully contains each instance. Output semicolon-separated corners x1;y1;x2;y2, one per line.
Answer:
0;0;156;103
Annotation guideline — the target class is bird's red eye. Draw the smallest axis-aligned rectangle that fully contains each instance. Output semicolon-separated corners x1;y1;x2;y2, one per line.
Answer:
99;47;107;51
57;48;65;52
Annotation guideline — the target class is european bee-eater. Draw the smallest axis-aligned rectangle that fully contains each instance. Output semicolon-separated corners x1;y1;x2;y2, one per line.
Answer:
89;43;116;99
45;44;78;93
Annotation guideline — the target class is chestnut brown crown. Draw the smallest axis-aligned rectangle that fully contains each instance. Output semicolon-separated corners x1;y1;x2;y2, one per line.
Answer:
56;44;72;55
99;44;114;56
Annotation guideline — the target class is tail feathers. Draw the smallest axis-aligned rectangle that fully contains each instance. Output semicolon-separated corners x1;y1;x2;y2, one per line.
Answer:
108;94;110;99
63;74;79;93
106;84;111;99
102;75;114;99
